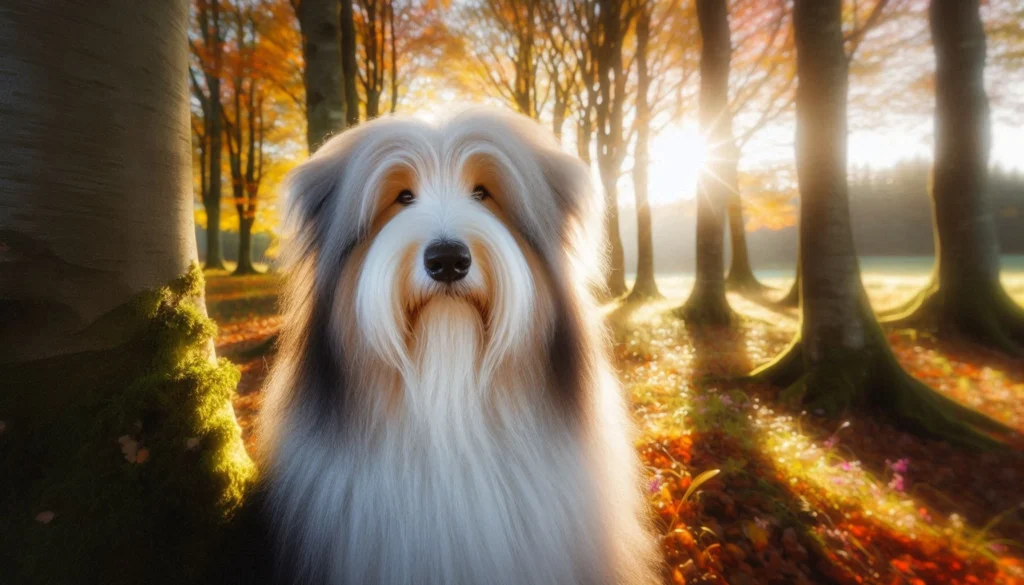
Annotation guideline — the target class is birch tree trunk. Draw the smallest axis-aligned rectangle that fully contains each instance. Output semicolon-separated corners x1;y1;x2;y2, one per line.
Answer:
0;2;253;580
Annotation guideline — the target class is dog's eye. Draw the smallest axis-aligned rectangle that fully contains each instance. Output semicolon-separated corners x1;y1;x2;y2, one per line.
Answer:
471;185;490;201
396;189;416;205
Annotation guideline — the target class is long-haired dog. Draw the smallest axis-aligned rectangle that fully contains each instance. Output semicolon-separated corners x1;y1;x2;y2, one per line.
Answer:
259;109;657;585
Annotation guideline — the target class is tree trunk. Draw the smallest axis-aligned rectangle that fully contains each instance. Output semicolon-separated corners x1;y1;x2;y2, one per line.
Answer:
725;188;769;294
366;89;381;119
205;196;227;269
627;7;660;302
203;1;226;271
595;0;628;299
777;264;801;307
601;170;628;297
0;2;254;581
235;217;256;275
678;0;735;324
577;109;593;166
340;0;360;125
552;98;566;142
750;0;1007;449
887;0;1024;355
300;0;345;151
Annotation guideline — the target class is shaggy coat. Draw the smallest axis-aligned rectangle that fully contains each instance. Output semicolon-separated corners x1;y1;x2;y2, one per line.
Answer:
260;109;657;585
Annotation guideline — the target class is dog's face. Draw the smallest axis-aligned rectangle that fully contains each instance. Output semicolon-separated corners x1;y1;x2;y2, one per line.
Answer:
282;110;599;388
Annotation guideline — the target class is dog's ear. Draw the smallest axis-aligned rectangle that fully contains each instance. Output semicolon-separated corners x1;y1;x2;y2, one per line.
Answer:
282;134;353;251
535;147;606;285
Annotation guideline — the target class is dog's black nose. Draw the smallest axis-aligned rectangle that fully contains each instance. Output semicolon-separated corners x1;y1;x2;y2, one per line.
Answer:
424;240;471;283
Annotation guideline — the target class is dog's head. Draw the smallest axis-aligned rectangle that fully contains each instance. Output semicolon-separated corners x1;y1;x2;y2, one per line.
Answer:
281;109;601;392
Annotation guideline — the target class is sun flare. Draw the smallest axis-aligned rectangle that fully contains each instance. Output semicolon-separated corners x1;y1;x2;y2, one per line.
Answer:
647;123;708;205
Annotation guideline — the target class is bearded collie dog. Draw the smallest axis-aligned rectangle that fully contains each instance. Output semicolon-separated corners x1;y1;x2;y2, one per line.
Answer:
259;109;657;585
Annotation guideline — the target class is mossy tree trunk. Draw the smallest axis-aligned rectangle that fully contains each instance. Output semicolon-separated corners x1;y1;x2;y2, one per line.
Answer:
299;0;346;152
678;0;736;325
0;2;254;582
886;0;1024;355
750;0;1009;450
777;264;801;308
725;189;769;294
627;6;662;303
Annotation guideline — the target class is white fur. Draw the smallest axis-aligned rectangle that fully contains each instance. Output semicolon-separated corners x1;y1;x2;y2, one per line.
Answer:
261;109;657;585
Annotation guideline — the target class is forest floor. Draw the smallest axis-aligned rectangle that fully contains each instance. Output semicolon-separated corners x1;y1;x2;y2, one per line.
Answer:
205;269;1024;585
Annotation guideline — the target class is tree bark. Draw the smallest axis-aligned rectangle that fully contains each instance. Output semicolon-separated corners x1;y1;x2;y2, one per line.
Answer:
679;0;736;324
777;264;801;307
202;0;227;270
725;189;769;293
595;0;628;298
0;2;253;580
750;0;1008;449
1;2;201;361
887;0;1024;354
627;7;661;302
236;217;256;275
341;0;360;125
300;0;345;151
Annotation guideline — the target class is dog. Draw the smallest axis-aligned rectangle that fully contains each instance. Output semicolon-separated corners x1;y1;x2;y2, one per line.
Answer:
259;108;657;585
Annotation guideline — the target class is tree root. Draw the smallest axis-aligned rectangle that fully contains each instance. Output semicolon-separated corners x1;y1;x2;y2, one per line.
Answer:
747;335;1013;450
625;278;663;303
882;284;1024;356
726;269;773;296
675;289;736;326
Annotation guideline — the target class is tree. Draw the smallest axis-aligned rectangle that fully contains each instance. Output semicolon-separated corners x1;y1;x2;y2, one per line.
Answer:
749;0;1007;449
356;0;395;118
677;0;737;324
594;0;633;298
223;2;269;275
0;2;252;581
466;0;544;118
341;0;361;124
884;0;1024;355
295;0;346;150
772;0;898;307
626;3;662;301
191;0;229;269
724;0;792;294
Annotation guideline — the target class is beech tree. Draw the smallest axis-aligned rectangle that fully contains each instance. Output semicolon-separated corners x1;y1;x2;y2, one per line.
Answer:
294;0;346;150
190;0;229;269
677;0;738;324
626;4;661;301
885;0;1024;355
0;2;252;581
749;0;1008;449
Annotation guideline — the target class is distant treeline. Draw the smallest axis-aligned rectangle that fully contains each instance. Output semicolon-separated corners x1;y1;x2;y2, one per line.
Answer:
622;162;1024;273
196;229;274;266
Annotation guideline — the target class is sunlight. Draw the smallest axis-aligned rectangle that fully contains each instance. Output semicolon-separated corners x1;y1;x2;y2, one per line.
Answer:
647;123;707;205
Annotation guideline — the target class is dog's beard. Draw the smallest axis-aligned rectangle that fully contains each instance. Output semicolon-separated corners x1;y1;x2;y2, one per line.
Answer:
404;297;484;427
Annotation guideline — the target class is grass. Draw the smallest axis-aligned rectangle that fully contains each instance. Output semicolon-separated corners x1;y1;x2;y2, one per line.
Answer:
205;268;1024;585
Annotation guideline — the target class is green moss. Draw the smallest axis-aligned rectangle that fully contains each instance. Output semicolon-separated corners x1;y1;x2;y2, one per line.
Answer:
0;264;255;585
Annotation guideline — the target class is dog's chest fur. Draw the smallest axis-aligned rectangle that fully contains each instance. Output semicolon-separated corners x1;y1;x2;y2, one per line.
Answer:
273;301;612;585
